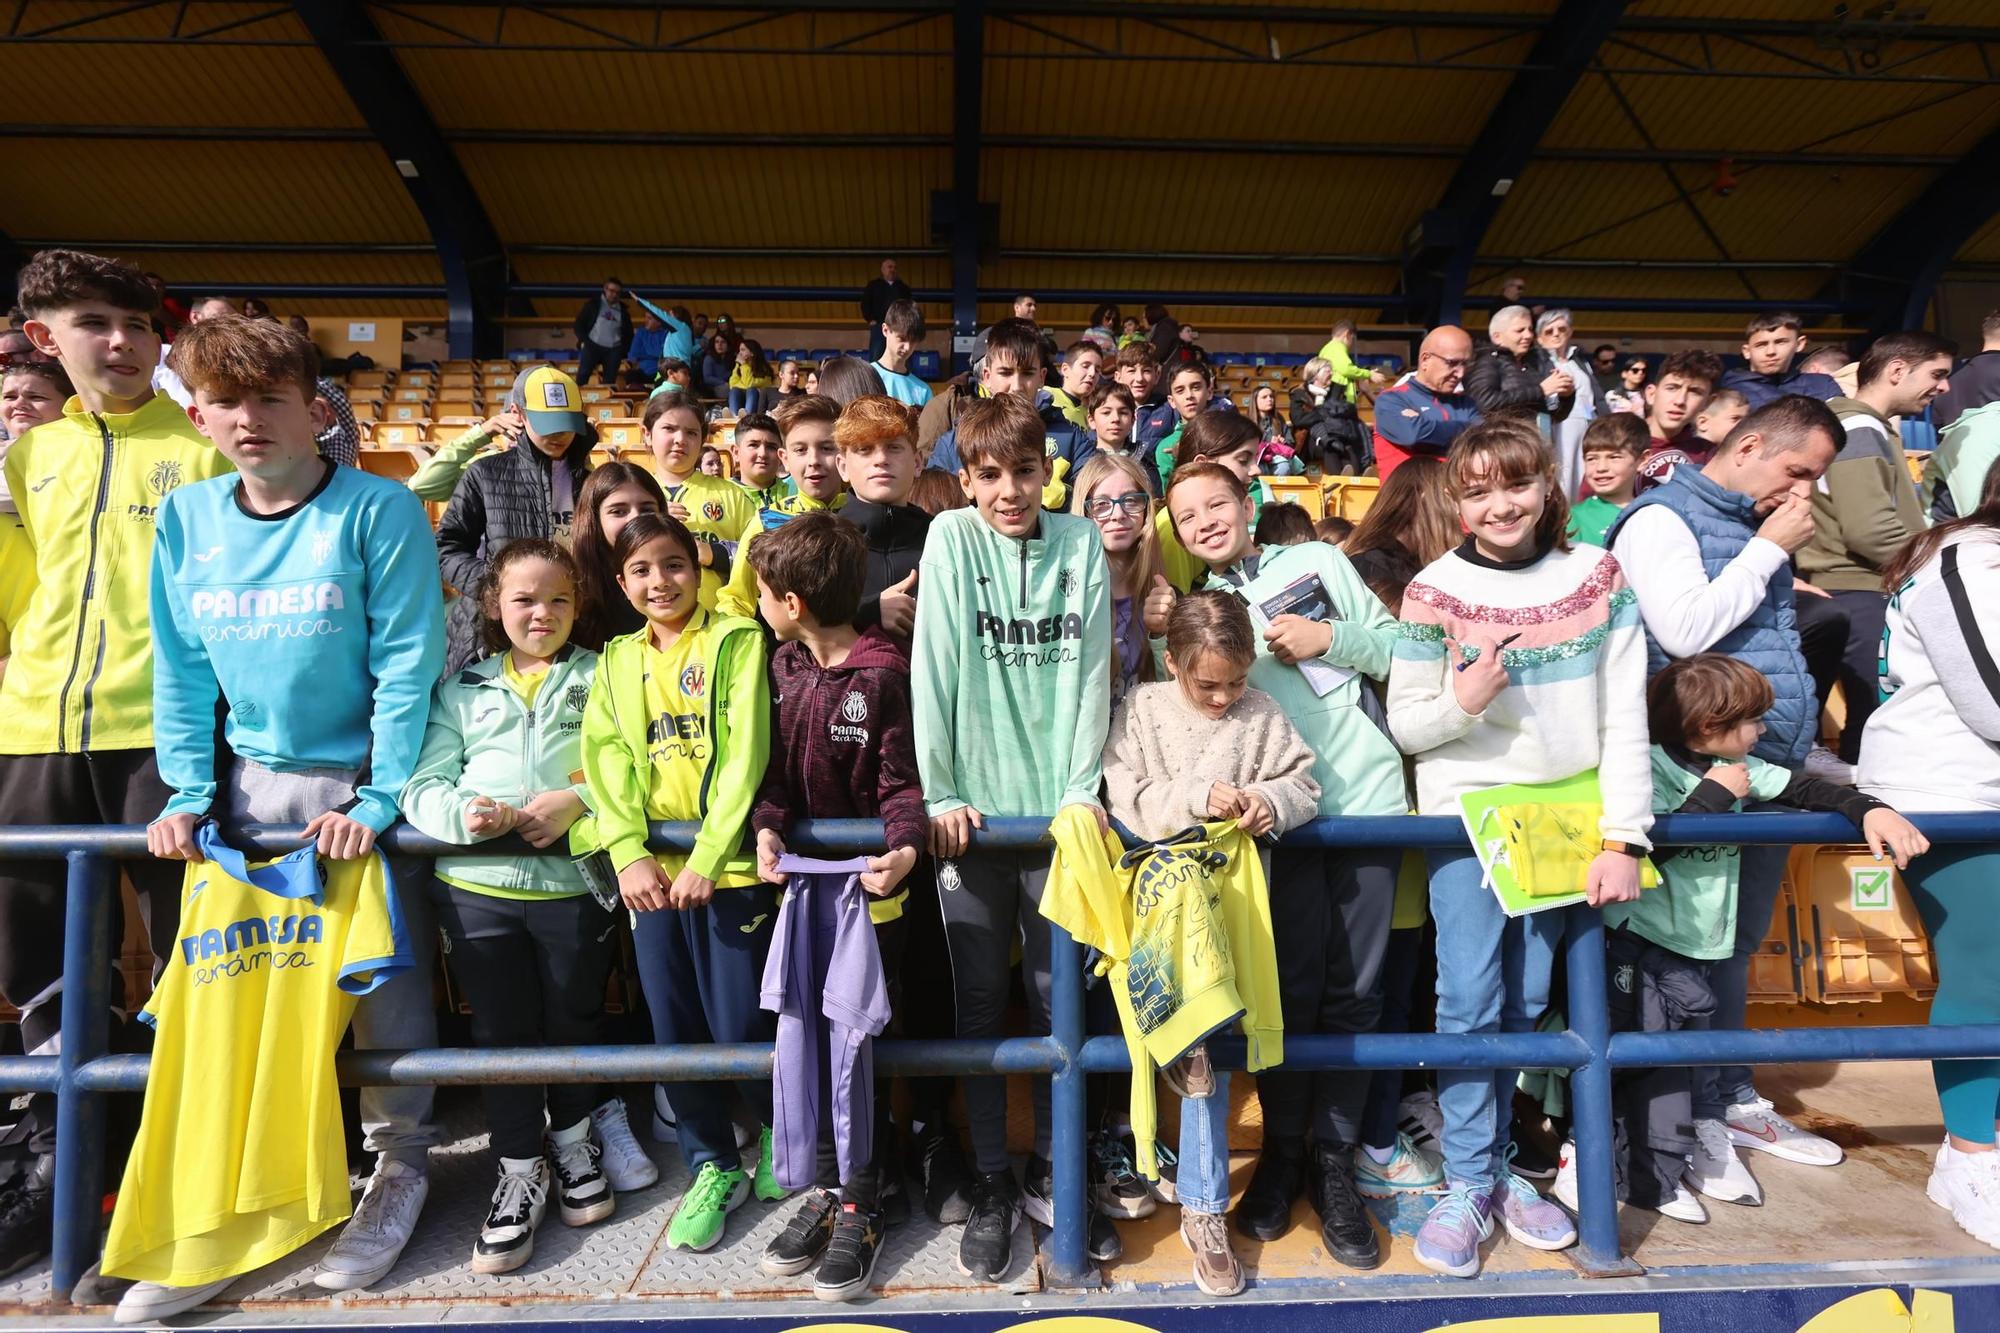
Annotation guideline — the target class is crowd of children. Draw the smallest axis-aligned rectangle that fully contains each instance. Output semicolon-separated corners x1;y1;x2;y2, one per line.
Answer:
1;249;1993;1318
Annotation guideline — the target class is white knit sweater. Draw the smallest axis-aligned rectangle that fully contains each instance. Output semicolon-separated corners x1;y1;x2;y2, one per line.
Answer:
1386;540;1655;846
1102;681;1323;843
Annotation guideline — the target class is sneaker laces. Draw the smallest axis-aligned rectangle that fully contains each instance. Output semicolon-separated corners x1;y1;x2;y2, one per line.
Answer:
1494;1147;1543;1209
824;1204;873;1264
1733;1097;1783;1125
551;1135;601;1187
490;1165;548;1226
1183;1209;1229;1250
1092;1134;1141;1187
595;1101;644;1161
1694;1118;1735;1159
1427;1184;1486;1231
685;1163;736;1214
347;1168;422;1241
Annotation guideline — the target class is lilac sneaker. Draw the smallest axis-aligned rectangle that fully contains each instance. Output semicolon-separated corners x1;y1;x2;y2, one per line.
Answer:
1490;1169;1577;1251
1413;1185;1495;1278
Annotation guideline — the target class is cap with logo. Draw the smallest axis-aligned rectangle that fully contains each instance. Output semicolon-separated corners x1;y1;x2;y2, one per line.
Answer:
507;365;589;438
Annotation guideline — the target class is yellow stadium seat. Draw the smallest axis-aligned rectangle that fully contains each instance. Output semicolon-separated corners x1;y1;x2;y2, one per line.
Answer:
441;359;476;373
393;387;429;403
596;419;644;449
483;373;514;391
586;401;624;424
433;399;481;421
370;421;430;447
1322;475;1382;521
1786;845;1938;1004
616;448;653;471
402;372;435;389
439;371;478;389
480;359;514;375
1263;475;1325;519
347;400;379;423
434;415;482;430
347;370;392;389
384;401;429;423
579;386;613;405
358;446;421;484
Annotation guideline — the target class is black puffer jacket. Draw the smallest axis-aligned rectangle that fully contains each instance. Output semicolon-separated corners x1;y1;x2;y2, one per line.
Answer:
435;433;595;672
1466;345;1572;424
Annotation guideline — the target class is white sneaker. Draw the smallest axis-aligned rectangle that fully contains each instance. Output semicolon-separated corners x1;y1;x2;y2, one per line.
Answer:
1687;1118;1763;1205
1551;1140;1579;1214
1651;1182;1709;1225
1725;1098;1844;1166
1928;1141;2000;1250
473;1156;550;1275
592;1097;660;1192
114;1277;234;1324
651;1085;680;1144
548;1117;615;1227
315;1158;430;1291
1802;746;1856;785
1397;1090;1445;1157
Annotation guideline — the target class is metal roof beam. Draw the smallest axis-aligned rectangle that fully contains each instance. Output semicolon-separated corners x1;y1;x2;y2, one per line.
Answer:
942;0;986;376
1397;0;1631;327
1820;117;2000;335
290;0;509;357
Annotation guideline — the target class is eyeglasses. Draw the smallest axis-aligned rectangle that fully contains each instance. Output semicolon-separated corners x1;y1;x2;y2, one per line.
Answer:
1424;353;1472;370
1085;492;1149;520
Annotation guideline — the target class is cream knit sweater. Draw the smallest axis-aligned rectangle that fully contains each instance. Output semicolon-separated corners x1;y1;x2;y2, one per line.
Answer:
1102;680;1323;843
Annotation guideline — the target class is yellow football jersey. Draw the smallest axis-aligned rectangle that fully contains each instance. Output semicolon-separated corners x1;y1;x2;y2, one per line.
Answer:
102;830;407;1285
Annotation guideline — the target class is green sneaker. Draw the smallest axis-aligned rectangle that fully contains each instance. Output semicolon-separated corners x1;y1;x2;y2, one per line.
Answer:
753;1125;789;1202
666;1161;749;1252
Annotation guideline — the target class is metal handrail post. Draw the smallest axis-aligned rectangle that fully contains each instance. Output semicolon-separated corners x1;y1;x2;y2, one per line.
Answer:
1041;927;1094;1286
1563;905;1643;1277
50;851;117;1296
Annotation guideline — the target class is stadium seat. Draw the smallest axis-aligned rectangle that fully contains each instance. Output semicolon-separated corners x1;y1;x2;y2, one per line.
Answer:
911;350;942;378
383;401;429;423
480;359;514;374
579;386;613;405
596;419;644;449
370;421;430;447
586;401;623;424
432;399;481;421
347;369;392;389
402;371;435;389
358;446;421;483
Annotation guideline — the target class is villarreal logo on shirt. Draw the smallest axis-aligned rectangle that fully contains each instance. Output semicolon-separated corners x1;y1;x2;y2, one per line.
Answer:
680;661;706;698
702;500;724;523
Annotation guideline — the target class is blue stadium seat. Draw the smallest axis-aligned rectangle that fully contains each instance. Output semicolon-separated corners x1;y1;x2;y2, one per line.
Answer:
911;350;942;378
809;349;841;363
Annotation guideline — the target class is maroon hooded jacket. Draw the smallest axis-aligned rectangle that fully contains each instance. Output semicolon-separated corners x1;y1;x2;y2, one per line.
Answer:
750;626;927;854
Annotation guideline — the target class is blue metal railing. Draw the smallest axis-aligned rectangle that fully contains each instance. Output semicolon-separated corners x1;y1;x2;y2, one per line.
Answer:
6;812;1999;1298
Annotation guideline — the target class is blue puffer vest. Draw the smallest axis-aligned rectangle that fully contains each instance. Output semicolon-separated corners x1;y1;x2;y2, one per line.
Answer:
1605;468;1814;764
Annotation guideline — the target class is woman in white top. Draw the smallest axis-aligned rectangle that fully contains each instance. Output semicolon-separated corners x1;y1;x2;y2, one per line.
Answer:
1859;475;2000;1252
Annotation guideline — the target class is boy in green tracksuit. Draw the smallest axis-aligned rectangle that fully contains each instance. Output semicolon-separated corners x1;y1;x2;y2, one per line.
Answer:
910;392;1111;1282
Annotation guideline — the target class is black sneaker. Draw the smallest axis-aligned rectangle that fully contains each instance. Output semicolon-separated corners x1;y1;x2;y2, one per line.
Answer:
913;1123;973;1226
0;1158;52;1280
1088;1210;1122;1263
956;1169;1020;1281
1508;1135;1559;1181
812;1201;883;1302
1089;1132;1155;1219
1233;1143;1304;1241
1020;1153;1055;1227
878;1167;910;1228
548;1125;614;1227
761;1187;838;1277
1308;1142;1383;1270
473;1157;550;1275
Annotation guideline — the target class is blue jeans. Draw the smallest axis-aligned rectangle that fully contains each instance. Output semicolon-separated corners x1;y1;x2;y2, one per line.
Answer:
728;387;756;416
1428;848;1563;1190
1176;1072;1232;1214
1691;839;1788;1120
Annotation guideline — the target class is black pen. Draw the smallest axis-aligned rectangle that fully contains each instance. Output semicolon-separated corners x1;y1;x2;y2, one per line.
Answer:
1456;631;1523;672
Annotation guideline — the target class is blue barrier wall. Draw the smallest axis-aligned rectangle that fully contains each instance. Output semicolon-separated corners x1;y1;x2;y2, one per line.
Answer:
5;811;2000;1298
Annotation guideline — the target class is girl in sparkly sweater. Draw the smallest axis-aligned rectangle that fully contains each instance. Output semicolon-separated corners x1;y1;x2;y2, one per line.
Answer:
1385;418;1653;1280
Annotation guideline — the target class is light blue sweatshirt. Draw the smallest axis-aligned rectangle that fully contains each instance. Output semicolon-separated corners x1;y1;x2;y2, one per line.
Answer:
150;463;446;831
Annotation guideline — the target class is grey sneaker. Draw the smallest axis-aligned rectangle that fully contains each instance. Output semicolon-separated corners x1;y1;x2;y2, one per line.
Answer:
592;1097;660;1192
315;1159;429;1291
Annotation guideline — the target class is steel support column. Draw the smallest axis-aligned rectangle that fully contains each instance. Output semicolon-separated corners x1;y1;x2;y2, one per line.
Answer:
292;0;510;358
1823;119;2000;335
1399;0;1630;328
945;0;987;375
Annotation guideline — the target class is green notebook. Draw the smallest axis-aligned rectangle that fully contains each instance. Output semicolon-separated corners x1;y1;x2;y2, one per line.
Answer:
1459;769;1657;918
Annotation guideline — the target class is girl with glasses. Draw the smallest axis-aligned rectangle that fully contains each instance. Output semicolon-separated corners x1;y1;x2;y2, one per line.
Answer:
1070;452;1163;708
